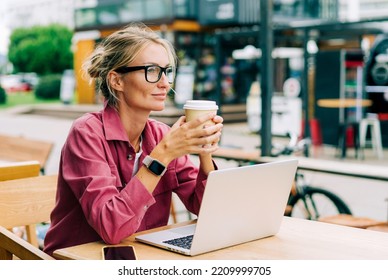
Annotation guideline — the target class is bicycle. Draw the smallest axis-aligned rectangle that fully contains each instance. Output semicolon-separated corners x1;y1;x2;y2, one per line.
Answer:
271;133;352;220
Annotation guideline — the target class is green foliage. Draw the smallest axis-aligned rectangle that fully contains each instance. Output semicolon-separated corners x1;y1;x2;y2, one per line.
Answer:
0;86;6;104
35;74;62;99
8;24;73;75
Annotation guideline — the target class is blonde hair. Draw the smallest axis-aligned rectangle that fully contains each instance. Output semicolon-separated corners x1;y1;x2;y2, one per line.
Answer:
82;23;177;108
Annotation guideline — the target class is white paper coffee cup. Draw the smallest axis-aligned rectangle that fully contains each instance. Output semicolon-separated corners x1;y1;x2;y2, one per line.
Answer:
183;100;219;125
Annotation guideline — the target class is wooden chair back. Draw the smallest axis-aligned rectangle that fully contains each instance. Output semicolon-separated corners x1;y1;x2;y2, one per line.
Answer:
0;160;41;181
0;225;54;260
0;134;54;174
0;174;58;247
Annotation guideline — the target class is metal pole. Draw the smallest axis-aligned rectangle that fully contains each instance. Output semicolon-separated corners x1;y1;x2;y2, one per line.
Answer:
215;33;223;116
303;30;311;157
215;33;224;145
260;0;273;156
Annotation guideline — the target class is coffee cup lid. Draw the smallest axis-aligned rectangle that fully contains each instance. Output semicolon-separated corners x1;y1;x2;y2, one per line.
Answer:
183;100;218;110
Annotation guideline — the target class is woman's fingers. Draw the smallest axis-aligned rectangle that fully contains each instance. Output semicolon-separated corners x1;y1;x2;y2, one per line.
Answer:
171;116;186;129
184;112;216;129
161;113;223;158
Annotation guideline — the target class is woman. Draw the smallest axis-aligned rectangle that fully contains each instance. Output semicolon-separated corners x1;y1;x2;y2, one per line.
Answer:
43;23;223;256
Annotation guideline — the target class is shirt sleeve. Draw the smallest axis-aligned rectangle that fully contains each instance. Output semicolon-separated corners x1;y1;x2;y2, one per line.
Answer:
61;123;155;244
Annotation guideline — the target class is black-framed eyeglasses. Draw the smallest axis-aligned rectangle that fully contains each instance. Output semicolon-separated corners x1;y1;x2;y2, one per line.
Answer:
114;65;175;84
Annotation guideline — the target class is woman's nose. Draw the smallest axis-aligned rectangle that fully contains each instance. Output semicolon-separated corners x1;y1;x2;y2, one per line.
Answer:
158;72;170;86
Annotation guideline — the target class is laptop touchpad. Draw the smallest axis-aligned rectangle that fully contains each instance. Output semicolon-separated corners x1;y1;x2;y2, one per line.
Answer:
169;224;196;235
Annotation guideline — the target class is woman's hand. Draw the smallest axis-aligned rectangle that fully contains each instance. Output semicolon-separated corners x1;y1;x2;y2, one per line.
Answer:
199;114;223;154
151;112;223;166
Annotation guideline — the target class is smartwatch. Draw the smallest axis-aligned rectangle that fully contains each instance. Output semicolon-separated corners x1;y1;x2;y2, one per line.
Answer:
142;155;167;176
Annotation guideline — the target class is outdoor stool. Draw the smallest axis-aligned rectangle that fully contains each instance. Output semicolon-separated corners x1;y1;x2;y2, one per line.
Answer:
359;117;383;159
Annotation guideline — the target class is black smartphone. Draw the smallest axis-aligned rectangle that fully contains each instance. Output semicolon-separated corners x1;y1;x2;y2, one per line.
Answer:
102;245;137;260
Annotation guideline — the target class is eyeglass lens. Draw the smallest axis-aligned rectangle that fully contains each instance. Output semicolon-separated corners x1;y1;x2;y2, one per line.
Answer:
146;66;174;83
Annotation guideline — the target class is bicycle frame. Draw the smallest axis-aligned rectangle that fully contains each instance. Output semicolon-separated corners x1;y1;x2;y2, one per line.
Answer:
287;172;352;220
288;173;320;220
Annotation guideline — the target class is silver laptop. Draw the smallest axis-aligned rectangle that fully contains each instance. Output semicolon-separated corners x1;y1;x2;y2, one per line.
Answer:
135;159;298;256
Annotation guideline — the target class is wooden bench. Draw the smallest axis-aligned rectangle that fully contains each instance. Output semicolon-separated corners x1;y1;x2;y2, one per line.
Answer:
318;214;386;229
0;134;54;174
213;147;261;166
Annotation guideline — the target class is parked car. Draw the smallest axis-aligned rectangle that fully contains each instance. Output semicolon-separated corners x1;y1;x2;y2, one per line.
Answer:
0;74;36;93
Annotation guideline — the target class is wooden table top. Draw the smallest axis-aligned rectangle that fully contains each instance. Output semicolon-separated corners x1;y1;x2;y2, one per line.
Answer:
53;217;388;260
317;98;372;108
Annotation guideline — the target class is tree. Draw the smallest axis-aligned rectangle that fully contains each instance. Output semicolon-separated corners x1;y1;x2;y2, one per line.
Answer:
8;24;73;75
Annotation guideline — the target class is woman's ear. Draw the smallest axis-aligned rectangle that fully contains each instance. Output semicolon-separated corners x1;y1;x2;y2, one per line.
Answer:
108;71;124;92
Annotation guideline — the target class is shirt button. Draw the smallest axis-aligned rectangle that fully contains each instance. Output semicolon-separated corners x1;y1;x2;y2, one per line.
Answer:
127;154;133;160
143;205;149;211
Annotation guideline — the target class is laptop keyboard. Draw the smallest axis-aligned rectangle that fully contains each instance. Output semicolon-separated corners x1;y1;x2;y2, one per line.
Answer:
163;235;194;250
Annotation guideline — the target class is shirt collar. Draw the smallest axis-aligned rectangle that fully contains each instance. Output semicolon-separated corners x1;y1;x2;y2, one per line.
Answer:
102;103;128;142
101;103;157;148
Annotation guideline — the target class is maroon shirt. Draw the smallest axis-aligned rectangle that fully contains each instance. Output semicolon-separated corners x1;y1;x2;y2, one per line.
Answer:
44;104;211;256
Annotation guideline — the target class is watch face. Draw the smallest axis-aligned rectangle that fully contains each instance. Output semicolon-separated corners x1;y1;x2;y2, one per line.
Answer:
149;160;166;175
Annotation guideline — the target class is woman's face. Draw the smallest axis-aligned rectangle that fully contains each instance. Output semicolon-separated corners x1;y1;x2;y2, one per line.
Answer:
116;42;172;113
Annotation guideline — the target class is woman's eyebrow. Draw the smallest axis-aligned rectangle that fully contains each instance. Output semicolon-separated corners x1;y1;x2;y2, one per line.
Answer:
143;62;171;67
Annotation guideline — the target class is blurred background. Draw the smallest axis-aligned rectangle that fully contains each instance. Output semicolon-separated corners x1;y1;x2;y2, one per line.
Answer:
1;0;388;149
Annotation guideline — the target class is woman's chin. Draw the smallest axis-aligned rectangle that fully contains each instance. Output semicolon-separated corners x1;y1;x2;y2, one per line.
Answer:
153;103;166;111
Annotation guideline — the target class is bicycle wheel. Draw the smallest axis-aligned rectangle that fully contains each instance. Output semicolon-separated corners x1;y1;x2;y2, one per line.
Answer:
287;186;352;220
